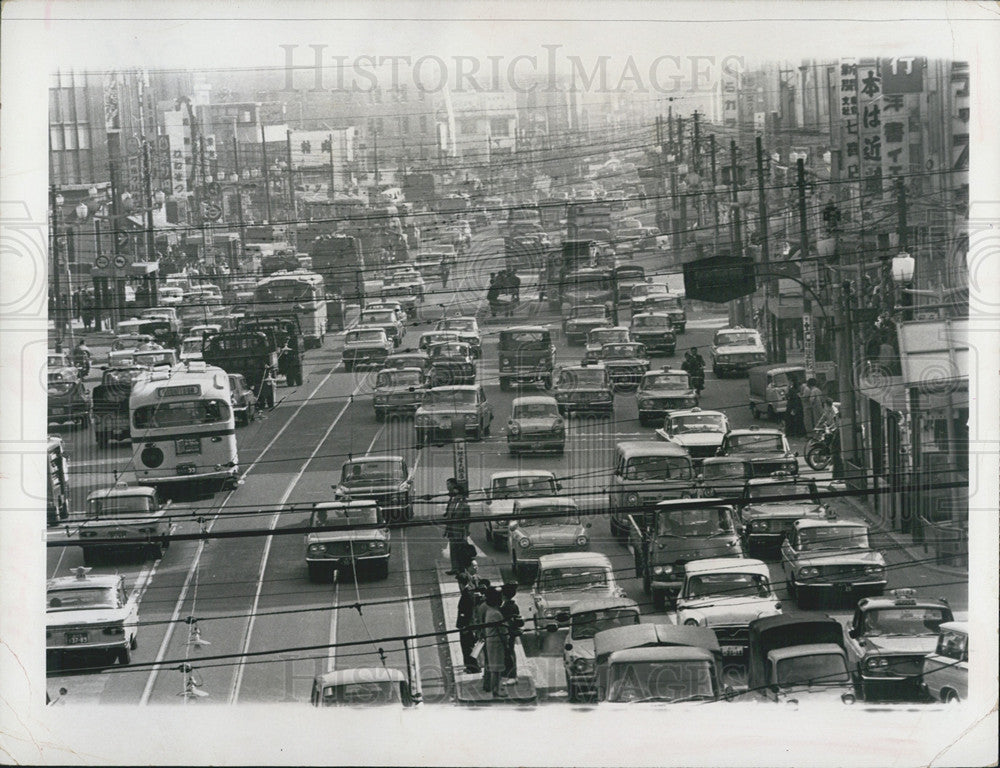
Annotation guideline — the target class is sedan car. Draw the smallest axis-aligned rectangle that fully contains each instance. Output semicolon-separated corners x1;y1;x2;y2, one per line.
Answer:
739;475;831;556
629;281;670;315
695;457;751;501
563;304;612;345
529;552;625;643
510;498;591;580
47;351;78;382
342;327;394;371
77;483;171;563
311;668;415;707
359;308;405;347
418;330;461;353
372;367;426;420
414;385;493;445
583;326;631;364
921;621;968;703
599;342;650;392
718;426;798;477
48;374;92;428
562;598;641;702
553;364;614;416
306;501;390;581
711;326;767;377
381;349;431;377
656;408;730;462
482;470;562;550
46;567;139;668
333;455;414;523
434;316;482;357
427;341;477;387
629;313;676;355
636;369;697;426
507;396;566;455
780;518;887;609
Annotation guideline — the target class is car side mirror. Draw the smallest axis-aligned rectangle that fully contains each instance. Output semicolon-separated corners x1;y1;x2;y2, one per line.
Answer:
847;628;857;639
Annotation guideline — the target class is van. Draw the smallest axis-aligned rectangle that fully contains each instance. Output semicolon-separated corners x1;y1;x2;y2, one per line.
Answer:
748;363;838;420
608;441;694;539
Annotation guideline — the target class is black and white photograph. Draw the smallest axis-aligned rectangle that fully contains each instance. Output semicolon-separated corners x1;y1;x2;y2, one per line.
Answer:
0;1;997;765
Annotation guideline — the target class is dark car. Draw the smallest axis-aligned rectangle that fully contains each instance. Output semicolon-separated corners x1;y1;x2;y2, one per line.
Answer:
414;385;493;445
739;474;830;556
332;455;415;523
498;326;555;391
228;373;257;426
562;304;612;345
583;326;631;364
372;367;426;420
636;369;698;426
612;265;646;306
695;457;751;501
427;341;476;387
599;342;650;392
629;313;677;355
553;364;614;416
48;375;92;428
381;349;431;377
718;426;798;477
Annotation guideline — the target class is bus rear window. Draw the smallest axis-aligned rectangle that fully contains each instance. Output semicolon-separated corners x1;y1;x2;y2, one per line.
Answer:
133;399;231;429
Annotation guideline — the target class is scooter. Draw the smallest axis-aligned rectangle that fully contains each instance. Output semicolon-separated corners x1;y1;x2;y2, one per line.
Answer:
805;425;835;470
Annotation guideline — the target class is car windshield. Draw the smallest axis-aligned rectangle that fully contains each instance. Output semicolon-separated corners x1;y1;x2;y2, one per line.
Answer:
438;319;475;332
47;587;117;611
571;608;640;639
181;340;203;355
377;370;423;388
48;354;69;367
349;330;385;343
312;505;379;527
716;332;758;347
89;496;153;516
558;369;606;388
500;331;550;350
797;525;869;551
616;268;644;280
590;329;630;345
341;461;405;485
424;389;476;406
702;462;748;480
423;333;458;346
571;306;606;319
625;456;693;481
514;402;559;419
517;507;579;526
643;373;689;389
363;311;394;323
430;344;469;358
727;434;785;452
646;284;669;296
633;316;671;328
111;337;148;351
133;399;230;429
861;607;951;636
386;356;424;369
492;476;557;499
648;299;683;313
539;566;610;591
686;572;771;599
749;482;815;500
133;350;176;367
672;414;727;433
603;344;643;359
658;507;734;537
321;681;400;706
775;653;851;686
607;661;715;703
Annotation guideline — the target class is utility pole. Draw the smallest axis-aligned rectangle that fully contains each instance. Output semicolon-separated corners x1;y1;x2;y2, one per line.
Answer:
692;111;701;173
670;166;680;251
756;135;777;362
373;130;380;198
667;105;673;150
50;185;64;345
797;158;814;376
232;131;245;273
142;140;155;261
286;129;296;219
729;140;744;327
676;113;684;162
710;134;719;251
108;155;123;331
261;123;272;223
328;133;336;198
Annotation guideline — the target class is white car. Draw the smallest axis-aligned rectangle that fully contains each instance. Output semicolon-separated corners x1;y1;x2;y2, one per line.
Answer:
922;621;968;703
158;286;185;306
671;558;782;661
655;407;730;462
711;326;767;378
530;552;626;642
435;316;482;357
482;470;561;550
46;567;139;667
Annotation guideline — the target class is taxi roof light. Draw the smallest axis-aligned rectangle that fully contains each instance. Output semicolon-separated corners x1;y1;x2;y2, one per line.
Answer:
73;566;93;580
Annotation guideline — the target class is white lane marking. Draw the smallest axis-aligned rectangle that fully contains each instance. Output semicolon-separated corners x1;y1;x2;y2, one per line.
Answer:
139;367;341;706
229;373;369;704
402;531;421;698
327;576;340;672
365;424;386;454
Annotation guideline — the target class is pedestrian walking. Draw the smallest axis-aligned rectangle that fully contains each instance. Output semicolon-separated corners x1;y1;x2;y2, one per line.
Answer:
500;583;524;683
456;564;481;673
800;378;815;433
486;273;501;317
80;290;94;331
481;588;508;698
807;378;825;429
259;364;277;410
785;375;805;437
443;477;472;574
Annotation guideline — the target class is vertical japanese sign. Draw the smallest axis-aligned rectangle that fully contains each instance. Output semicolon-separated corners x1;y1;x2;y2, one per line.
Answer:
835;59;859;216
156;135;172;194
720;68;739;127
879;57;926;201
802;313;815;377
856;58;884;210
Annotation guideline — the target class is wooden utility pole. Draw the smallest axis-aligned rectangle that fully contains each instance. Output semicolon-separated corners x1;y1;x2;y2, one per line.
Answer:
756;135;776;361
797;158;814;376
261;123;272;223
286;129;296;218
710;135;719;250
232;130;245;272
328;133;336;198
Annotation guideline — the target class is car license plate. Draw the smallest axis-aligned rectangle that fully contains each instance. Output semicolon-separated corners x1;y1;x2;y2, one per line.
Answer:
67;633;89;645
178;464;197;475
838;583;855;592
721;646;744;656
108;530;127;538
175;437;200;455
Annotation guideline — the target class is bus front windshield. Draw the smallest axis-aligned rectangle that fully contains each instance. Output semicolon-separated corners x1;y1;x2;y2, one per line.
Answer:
133;399;231;429
256;281;315;303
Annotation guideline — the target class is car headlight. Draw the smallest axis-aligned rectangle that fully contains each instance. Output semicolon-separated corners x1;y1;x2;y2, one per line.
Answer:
416;415;430;426
571;658;596;674
798;567;819;579
554;418;565;432
864;565;885;575
625;492;640;507
519;538;531;549
638;398;652;408
369;541;386;550
864;656;890;672
543;609;555;618
652;565;673;575
465;413;477;422
752;519;769;531
576;535;589;547
501;357;511;366
509;422;521;435
308;543;326;555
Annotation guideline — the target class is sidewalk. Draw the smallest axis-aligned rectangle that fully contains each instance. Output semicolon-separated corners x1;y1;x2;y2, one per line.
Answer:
436;547;538;705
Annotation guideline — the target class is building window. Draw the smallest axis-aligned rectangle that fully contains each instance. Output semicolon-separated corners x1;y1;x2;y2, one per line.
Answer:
63;125;77;151
50;126;64;151
77;126;90;150
490;118;510;137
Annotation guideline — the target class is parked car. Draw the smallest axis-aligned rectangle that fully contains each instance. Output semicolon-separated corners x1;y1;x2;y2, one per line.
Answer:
372;367;427;421
655;407;730;462
332;455;414;523
342;327;394;371
670;557;782;663
628;313;676;355
77;483;171;564
553;364;614;416
509;497;591;580
482;470;562;550
635;368;697;426
711;327;767;378
921;621;968;703
780;518;887;608
845;589;953;701
46;567;139;668
228;373;258;426
305;501;390;581
507;396;566;455
414;385;493;445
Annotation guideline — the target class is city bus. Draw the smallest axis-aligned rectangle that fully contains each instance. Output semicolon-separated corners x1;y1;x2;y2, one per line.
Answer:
128;360;239;494
253;269;328;348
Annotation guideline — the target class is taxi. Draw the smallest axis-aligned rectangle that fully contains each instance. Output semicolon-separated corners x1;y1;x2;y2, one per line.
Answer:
418;329;461;353
710;326;767;377
780;518;887;609
739;474;830;555
635;368;697;426
427;341;476;387
77;483;172;564
845;589;953;701
655;407;730;462
629;313;677;355
509;497;590;580
482;470;562;550
46;567;139;667
434;316;482;357
718;425;798;477
599;342;650;392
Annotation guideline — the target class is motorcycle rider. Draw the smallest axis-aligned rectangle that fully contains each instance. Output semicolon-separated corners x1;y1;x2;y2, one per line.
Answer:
71;338;92;378
682;347;706;393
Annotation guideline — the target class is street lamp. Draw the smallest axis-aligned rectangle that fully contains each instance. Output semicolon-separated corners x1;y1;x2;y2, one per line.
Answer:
891;252;915;285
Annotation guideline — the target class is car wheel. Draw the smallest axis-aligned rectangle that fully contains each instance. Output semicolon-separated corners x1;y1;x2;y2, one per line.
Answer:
542;376;553;390
566;676;578;703
796;588;814;611
117;646;132;665
371;559;390;580
146;542;164;560
473;427;483;442
130;634;138;651
944;690;960;704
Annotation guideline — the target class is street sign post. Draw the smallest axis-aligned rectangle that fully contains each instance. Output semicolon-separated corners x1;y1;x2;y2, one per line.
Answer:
95;255;110;269
450;417;468;486
802;313;816;377
113;254;129;269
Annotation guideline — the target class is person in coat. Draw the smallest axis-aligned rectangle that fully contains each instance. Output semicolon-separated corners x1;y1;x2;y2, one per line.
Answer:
785;375;805;437
500;583;524;682
481;587;508;697
807;378;825;429
443;477;471;574
456;564;481;673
